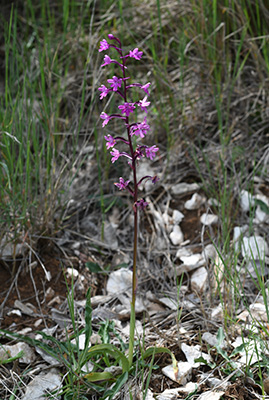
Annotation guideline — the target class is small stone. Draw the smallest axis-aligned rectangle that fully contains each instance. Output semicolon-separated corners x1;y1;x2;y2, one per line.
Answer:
176;248;192;259
171;182;200;195
7;309;22;317
21;368;62;400
233;226;246;252
180;253;204;267
66;267;79;278
181;343;211;367
172;209;184;224
202;331;227;348
198;391;225;400
71;334;89;350
159;297;178;310
191;267;208;293
162;361;192;385
200;214;218;226
0;342;36;364
170;225;184;245
208;198;221;208
184;193;205;210
240;190;253;212
106;268;132;294
202;244;217;261
241;236;269;259
211;304;223;321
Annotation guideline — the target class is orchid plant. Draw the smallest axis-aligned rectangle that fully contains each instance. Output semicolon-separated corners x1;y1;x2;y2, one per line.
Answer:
98;34;159;366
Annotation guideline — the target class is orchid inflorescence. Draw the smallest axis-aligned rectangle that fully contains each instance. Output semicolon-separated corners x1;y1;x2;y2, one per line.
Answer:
98;34;159;211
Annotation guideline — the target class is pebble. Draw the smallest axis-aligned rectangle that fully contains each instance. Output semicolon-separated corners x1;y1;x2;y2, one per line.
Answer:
169;225;184;245
191;267;208;293
184;193;205;210
200;213;218;226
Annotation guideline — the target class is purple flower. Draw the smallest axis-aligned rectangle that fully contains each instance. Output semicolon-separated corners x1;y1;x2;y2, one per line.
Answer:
118;102;135;116
115;177;130;190
129;48;143;60
107;76;122;91
136;198;148;210
104;135;116;149
138;96;150;113
145;145;159;160
98;85;109;100
100;112;110;127
130;117;150;138
141;82;151;95
110;148;121;163
101;55;112;67
99;39;109;52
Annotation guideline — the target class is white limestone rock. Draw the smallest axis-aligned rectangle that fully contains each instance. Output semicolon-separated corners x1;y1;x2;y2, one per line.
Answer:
22;368;62;400
106;268;132;294
200;213;218;226
181;343;211;367
171;182;200;195
172;209;184;224
170;225;184;245
241;236;268;260
202;331;227;348
198;391;225;400
0;342;36;364
162;361;192;385
240;190;254;212
191;267;208;293
184;193;205;210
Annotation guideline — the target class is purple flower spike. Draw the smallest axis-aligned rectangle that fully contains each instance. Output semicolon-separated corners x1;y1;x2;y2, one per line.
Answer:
99;39;110;52
129;48;143;60
115;177;130;190
145;145;159;160
98;85;109;100
100;112;110;127
104;135;116;149
136;198;148;210
110;148;121;163
107;76;122;91
118;102;135;116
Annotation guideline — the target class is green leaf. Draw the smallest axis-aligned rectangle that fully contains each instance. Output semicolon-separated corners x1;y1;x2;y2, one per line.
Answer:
254;199;269;215
88;344;129;373
84;287;92;348
85;262;102;273
84;371;114;382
